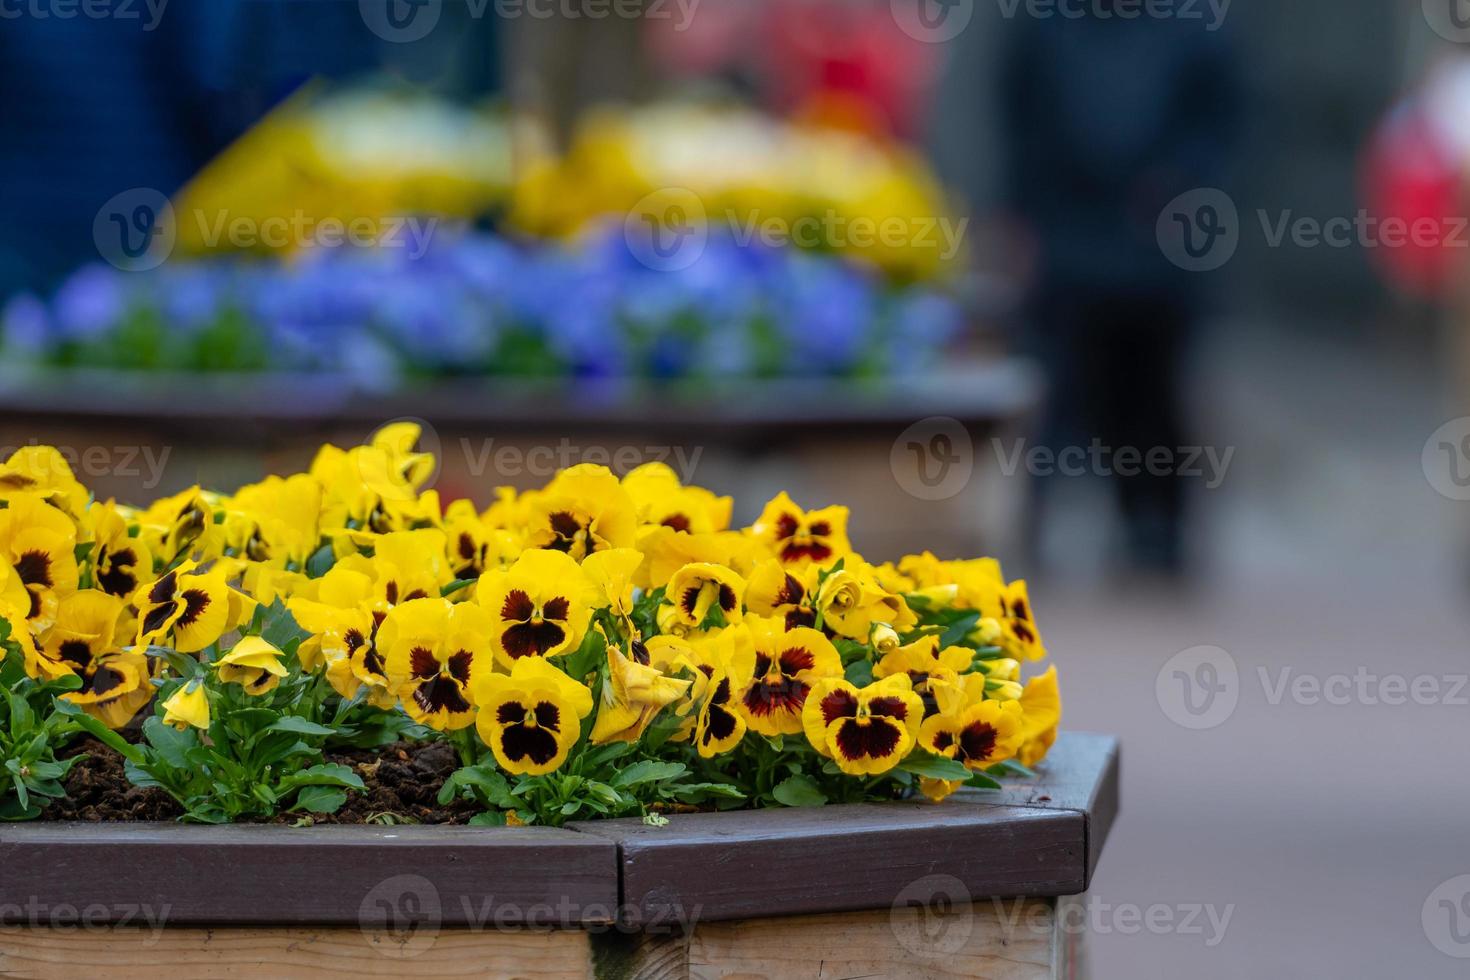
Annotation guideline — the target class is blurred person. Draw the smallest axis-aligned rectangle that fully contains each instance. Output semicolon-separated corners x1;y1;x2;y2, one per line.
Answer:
1001;5;1239;576
0;1;499;300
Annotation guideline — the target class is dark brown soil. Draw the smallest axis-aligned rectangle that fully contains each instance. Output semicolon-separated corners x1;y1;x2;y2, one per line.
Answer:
45;739;183;821
291;740;481;825
42;739;482;824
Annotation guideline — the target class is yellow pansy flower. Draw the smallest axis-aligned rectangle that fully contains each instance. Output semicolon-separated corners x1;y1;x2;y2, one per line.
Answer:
523;464;637;560
1016;666;1061;768
471;656;593;775
215;636;289;696
134;561;251;653
162;680;211;731
920;698;1025;774
44;590;151;728
581;548;644;620
0;491;81;632
802;674;923;776
664;562;745;629
621;462;732;534
589;641;690;744
0;446;89;519
735;617;843;737
477;549;596;665
380;598;493;731
748;492;850;567
85;501;153;600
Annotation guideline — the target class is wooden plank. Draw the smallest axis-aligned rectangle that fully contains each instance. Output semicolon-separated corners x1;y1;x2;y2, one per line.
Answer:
0;362;1040;438
571;803;1083;926
0;823;619;928
683;899;1057;980
957;732;1121;886
0;926;593;979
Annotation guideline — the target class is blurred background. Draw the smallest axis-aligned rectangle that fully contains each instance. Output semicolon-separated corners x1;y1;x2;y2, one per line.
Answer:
3;0;1470;975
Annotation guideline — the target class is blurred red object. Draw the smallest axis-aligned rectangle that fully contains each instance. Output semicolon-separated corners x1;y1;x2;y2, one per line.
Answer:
646;0;940;140
1361;92;1467;301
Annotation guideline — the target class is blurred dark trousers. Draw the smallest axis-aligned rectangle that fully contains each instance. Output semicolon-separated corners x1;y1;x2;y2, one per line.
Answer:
1030;286;1191;570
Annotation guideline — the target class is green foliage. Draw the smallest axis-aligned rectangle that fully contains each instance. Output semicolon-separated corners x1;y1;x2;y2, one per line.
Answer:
0;657;85;820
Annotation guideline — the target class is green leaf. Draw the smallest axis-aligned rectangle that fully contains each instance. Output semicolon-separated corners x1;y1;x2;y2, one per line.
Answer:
305;543;337;578
771;774;827;808
142;716;198;769
989;759;1036;779
468;811;507;827
939;612;981;649
438;763;515;808
667;782;744;803
965;771;1003;790
843;659;874;687
561;627;606;682
294;786;348;814
441;578;477;598
263;717;337;738
898;751;973;782
279;763;364;790
611;760;686;789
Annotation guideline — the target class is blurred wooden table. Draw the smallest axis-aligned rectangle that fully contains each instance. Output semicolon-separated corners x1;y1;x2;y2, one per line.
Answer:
0;360;1041;562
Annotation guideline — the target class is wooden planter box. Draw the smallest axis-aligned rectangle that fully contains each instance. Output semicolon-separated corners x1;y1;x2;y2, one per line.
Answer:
0;733;1116;979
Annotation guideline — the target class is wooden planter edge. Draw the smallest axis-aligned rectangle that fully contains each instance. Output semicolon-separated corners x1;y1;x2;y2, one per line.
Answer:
0;733;1117;930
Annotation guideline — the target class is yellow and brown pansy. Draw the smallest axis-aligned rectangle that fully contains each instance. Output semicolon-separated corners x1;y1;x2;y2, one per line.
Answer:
588;641;690;744
665;562;745;629
43;590;151;728
85;501;153;600
748;491;850;567
523;464;637;560
920;698;1025;773
133;561;243;653
471;656;593;776
381;598;492;731
744;559;819;629
736;617;842;737
215;636;289;696
477;548;596;665
801;675;923;776
0;491;81;632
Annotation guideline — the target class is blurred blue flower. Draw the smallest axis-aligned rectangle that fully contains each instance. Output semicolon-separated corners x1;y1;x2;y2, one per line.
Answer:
9;232;963;381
